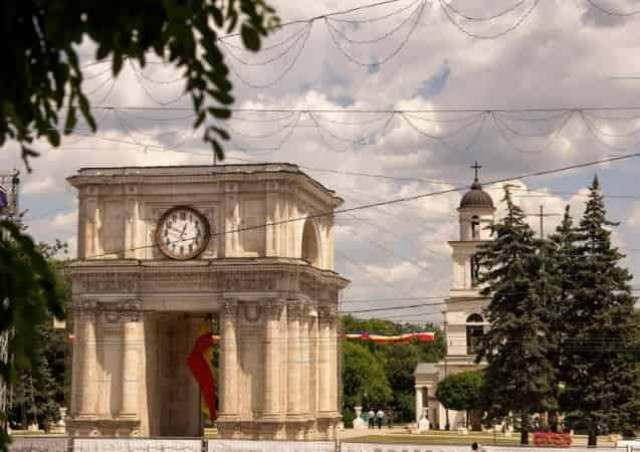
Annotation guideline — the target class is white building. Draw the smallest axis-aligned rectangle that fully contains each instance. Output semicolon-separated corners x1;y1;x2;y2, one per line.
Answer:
414;171;495;430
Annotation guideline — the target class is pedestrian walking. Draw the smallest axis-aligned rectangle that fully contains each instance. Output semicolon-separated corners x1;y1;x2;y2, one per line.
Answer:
368;409;375;429
386;409;394;429
376;409;385;430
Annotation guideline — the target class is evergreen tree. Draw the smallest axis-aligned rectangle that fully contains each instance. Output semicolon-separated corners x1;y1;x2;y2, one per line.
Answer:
475;188;557;445
560;176;639;445
546;206;581;432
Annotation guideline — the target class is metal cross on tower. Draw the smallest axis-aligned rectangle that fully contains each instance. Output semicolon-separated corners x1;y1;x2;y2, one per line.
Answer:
471;161;482;180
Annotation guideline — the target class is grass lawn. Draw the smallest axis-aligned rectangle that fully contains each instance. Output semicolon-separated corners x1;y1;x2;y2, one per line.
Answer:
341;430;615;447
342;432;521;446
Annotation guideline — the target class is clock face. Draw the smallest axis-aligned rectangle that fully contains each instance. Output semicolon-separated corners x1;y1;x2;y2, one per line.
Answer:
156;206;210;260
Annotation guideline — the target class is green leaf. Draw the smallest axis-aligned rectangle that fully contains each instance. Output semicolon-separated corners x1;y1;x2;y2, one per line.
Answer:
241;24;260;51
112;52;124;76
211;125;230;140
212;138;225;161
78;94;97;131
194;111;206;128
64;107;77;134
211;6;224;27
46;128;61;147
96;44;110;60
207;107;231;119
21;145;40;173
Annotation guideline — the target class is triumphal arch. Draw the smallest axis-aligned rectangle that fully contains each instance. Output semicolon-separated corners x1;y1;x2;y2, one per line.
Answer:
65;163;348;440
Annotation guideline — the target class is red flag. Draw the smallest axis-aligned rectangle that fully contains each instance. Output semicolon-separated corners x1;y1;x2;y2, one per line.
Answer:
187;327;218;420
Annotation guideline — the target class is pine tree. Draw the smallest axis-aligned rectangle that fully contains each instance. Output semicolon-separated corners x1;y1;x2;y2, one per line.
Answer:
475;188;557;445
546;206;581;432
560;176;639;445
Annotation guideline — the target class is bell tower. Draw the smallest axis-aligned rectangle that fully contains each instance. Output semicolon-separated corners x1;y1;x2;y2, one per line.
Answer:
416;163;496;430
450;162;495;291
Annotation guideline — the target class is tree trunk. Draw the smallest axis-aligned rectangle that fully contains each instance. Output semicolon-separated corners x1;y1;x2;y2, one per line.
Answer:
466;410;470;429
588;418;597;447
520;413;529;445
549;410;558;433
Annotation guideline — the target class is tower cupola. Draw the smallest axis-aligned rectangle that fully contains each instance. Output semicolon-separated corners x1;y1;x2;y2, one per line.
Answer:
457;162;495;241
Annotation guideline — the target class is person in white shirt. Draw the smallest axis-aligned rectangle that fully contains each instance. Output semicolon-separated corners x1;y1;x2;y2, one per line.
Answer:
367;409;375;429
376;409;385;430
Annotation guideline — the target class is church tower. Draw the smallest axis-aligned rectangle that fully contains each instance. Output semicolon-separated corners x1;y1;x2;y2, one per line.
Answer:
450;162;495;294
413;163;496;430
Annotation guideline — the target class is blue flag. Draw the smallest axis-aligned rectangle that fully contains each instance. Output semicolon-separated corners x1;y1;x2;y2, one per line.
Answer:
0;186;8;210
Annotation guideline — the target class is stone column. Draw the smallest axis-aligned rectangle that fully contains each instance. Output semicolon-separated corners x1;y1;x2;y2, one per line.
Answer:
299;306;311;415
76;301;98;418
263;300;283;418
415;386;423;422
219;300;239;420
120;300;142;419
305;309;318;417
286;302;302;416
328;308;339;413
224;183;240;257
318;307;332;413
124;194;139;259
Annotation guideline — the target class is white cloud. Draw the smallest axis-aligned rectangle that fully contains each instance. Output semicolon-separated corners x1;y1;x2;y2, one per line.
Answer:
3;0;640;317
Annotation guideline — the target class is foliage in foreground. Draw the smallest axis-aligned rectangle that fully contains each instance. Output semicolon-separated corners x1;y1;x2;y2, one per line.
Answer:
0;221;65;451
1;0;279;169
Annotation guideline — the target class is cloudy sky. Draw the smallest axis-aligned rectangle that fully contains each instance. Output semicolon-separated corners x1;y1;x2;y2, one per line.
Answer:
3;0;640;325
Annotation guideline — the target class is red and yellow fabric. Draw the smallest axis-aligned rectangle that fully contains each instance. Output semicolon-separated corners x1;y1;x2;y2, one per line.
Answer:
341;331;435;343
187;322;220;420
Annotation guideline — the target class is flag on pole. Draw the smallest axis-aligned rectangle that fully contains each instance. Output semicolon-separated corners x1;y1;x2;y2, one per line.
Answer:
187;321;220;420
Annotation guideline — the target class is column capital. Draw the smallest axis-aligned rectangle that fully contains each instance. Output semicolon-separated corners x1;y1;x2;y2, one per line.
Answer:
118;299;143;322
286;299;306;318
75;299;98;321
318;305;338;325
264;299;285;320
223;299;239;315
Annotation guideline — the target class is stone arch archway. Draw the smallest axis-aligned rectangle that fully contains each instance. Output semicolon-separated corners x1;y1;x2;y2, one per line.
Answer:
301;219;322;267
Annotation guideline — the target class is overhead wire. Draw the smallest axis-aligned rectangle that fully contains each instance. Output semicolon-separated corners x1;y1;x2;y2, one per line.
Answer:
441;0;527;21
438;0;539;40
491;110;574;155
224;24;312;89
324;0;423;45
325;0;425;67
583;0;640;17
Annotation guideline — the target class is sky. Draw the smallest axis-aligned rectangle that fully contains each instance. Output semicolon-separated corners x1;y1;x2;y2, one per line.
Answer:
3;0;640;325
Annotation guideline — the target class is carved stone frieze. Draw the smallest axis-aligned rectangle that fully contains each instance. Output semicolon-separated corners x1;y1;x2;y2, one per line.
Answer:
75;273;139;293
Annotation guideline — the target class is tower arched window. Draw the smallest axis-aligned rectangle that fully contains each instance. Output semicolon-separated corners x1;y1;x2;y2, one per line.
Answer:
471;216;480;239
301;220;321;267
470;255;480;287
466;313;484;355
